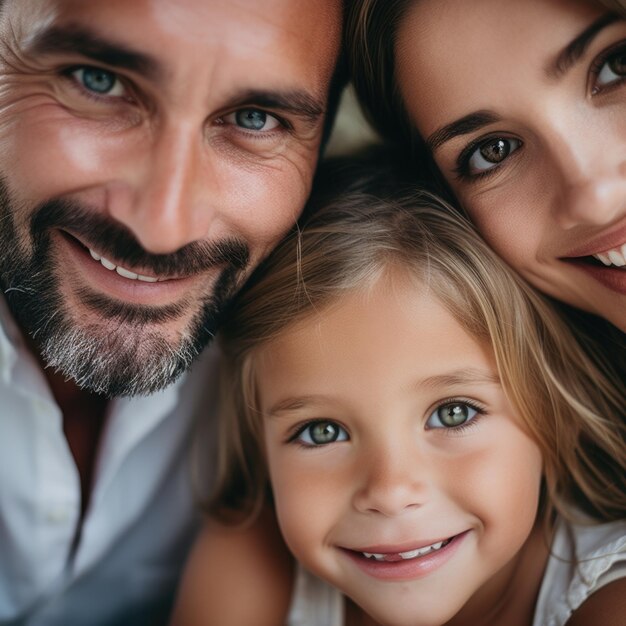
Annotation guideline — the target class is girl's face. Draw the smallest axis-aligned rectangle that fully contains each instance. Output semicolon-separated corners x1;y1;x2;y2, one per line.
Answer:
257;274;544;626
396;0;626;331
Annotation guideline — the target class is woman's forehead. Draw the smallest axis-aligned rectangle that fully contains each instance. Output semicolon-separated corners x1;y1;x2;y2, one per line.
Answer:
395;0;607;136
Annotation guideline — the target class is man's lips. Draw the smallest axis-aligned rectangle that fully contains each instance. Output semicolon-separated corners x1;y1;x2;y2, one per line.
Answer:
56;230;215;306
64;230;183;282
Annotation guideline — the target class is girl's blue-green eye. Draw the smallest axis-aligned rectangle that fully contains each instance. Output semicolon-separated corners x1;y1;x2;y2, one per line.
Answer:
297;420;348;446
71;66;125;96
426;402;478;429
467;137;522;174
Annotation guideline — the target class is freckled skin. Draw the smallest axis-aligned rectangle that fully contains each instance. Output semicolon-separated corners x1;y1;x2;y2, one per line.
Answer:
259;275;545;626
395;0;626;331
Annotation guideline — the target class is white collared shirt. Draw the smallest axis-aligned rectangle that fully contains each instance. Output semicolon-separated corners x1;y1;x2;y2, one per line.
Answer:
0;296;219;626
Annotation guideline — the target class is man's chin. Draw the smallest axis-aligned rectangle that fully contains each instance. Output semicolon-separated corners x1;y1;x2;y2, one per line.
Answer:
38;313;213;398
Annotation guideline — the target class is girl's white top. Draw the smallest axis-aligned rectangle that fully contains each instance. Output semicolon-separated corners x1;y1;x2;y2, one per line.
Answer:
286;515;626;626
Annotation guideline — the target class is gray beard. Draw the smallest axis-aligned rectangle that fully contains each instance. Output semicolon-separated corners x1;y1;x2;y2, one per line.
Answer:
0;182;248;397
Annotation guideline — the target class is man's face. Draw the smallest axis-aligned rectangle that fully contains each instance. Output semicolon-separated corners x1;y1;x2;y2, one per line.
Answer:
0;0;341;396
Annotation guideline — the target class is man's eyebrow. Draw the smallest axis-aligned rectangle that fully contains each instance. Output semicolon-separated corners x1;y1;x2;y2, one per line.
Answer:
425;110;501;153
549;13;620;79
226;89;326;124
29;24;161;79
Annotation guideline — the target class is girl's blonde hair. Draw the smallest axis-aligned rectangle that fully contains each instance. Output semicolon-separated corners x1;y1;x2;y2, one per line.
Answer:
208;156;626;527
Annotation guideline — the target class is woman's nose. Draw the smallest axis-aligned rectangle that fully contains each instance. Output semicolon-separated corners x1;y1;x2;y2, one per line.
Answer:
547;118;626;230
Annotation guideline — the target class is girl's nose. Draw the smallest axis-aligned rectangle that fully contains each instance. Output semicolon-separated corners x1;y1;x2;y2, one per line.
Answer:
352;442;430;517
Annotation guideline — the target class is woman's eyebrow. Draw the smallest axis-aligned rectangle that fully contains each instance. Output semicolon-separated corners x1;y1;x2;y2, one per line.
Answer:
548;13;620;79
28;24;161;80
425;110;501;153
425;14;623;154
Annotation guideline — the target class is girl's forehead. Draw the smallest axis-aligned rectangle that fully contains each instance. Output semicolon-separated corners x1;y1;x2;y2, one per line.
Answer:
395;0;607;138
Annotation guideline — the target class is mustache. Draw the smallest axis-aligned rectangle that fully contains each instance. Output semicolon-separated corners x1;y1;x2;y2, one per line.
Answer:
30;198;250;276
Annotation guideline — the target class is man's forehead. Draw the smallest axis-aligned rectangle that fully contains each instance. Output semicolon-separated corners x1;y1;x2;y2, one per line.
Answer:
6;0;341;103
9;0;341;55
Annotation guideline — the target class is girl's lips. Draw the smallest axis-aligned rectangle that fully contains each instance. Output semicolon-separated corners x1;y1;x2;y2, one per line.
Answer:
341;530;470;581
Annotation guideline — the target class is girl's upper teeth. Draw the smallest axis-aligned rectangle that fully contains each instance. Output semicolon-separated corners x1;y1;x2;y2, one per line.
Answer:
593;243;626;267
88;248;159;282
362;539;447;562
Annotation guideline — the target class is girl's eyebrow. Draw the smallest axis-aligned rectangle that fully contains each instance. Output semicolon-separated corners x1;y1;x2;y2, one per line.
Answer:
266;368;500;417
266;395;332;418
417;368;500;390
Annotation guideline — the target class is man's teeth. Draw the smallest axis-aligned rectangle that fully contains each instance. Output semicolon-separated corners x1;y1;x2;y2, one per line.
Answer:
593;244;626;268
362;539;450;562
88;248;159;282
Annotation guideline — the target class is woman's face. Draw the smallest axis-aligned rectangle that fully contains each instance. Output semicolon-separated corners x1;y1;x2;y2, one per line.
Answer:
396;0;626;331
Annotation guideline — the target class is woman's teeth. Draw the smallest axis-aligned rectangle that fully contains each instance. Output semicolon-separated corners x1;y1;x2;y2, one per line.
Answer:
362;538;451;562
593;243;626;268
88;248;160;282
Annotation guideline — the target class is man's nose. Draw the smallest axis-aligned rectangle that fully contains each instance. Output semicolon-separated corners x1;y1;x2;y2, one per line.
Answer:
547;119;626;230
108;121;216;254
352;438;429;517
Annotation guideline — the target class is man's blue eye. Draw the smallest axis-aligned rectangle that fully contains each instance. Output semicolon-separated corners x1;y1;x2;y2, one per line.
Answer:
225;109;281;132
297;421;348;446
426;402;478;429
236;109;267;130
71;67;125;96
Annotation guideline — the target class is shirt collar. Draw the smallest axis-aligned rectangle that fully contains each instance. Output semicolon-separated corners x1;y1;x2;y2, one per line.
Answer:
0;295;24;382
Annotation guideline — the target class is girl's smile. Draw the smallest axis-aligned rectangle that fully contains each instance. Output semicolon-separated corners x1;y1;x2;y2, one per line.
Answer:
257;269;545;626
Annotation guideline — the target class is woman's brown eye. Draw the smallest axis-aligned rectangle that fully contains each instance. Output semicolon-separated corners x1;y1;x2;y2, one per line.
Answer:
596;48;626;89
609;52;626;76
466;137;522;174
480;139;510;163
